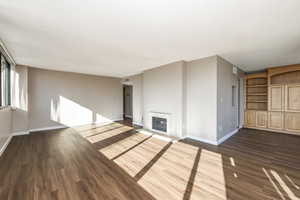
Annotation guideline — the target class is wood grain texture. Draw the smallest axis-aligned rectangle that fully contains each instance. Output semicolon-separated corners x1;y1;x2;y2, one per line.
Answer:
256;111;267;128
246;65;300;135
0;125;155;200
268;64;300;78
271;71;300;85
246;75;268;111
1;121;300;200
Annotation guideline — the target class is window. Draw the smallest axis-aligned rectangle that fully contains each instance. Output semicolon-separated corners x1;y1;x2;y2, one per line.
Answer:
0;54;11;107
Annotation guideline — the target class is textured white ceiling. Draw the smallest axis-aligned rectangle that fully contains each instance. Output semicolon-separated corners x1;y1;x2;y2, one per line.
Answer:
1;0;300;77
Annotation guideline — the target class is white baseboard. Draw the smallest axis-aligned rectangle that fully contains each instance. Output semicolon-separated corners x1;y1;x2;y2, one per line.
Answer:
91;118;124;126
133;121;143;127
112;118;124;122
217;128;239;145
13;131;29;136
0;135;13;157
30;118;124;133
125;115;132;119
186;128;240;146
11;126;66;135
29;125;68;133
186;135;218;145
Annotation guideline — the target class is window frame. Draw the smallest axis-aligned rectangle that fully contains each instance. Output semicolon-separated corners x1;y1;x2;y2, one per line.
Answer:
0;53;11;107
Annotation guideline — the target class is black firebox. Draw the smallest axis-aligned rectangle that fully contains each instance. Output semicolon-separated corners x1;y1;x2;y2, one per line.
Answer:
152;117;167;132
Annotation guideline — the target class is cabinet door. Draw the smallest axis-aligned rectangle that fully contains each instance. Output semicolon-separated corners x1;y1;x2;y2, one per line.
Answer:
269;85;284;111
284;112;300;133
256;111;267;128
285;84;300;112
245;110;256;127
268;112;284;130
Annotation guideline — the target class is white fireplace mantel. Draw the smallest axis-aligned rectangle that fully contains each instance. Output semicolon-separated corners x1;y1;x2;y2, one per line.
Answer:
148;111;172;135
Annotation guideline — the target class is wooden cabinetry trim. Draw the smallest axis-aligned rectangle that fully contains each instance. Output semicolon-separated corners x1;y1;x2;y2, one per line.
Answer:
245;72;267;80
285;84;300;113
256;111;267;128
268;85;284;111
268;111;284;130
268;64;300;77
284;112;300;134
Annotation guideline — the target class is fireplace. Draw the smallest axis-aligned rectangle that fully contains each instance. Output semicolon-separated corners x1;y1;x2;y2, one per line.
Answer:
152;117;167;132
149;112;171;135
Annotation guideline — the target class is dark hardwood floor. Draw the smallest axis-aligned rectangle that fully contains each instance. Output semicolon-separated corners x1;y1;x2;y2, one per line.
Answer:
1;121;300;200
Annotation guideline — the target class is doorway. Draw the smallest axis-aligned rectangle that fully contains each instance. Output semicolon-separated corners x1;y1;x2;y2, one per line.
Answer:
123;85;133;120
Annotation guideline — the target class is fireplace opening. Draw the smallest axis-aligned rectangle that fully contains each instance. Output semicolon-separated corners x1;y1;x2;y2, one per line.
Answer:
152;117;167;132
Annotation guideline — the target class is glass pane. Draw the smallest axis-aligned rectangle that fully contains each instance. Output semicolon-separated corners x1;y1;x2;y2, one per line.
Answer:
0;55;11;106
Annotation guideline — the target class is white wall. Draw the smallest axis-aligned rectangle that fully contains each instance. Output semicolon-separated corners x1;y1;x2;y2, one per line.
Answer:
186;56;218;143
0;107;12;154
28;67;123;129
143;61;185;137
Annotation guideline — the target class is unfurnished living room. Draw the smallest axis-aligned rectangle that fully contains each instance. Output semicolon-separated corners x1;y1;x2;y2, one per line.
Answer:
1;1;300;200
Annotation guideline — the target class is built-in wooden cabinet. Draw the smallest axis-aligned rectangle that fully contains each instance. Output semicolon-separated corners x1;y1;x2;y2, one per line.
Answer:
268;111;284;130
245;110;267;128
245;110;256;127
244;64;300;136
256;111;267;128
269;85;284;111
285;84;300;112
284;112;300;132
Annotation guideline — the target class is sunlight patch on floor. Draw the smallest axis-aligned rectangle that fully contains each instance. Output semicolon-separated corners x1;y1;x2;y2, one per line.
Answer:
263;168;286;200
137;143;197;200
271;170;300;200
77;123;123;137
100;133;151;159
285;174;300;190
87;126;134;143
138;129;178;142
192;149;227;200
113;137;169;177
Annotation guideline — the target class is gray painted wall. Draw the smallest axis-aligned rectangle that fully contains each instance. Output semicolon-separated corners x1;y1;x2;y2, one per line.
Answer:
186;56;218;142
128;55;244;144
143;61;185;137
7;56;244;145
28;67;123;129
217;56;244;140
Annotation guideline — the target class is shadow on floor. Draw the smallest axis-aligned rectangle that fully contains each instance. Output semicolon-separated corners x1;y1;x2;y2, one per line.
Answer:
78;120;300;200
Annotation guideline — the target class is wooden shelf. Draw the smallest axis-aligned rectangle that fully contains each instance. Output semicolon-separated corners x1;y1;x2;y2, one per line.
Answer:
247;93;267;96
247;85;267;88
246;109;267;111
245;75;268;111
247;101;267;103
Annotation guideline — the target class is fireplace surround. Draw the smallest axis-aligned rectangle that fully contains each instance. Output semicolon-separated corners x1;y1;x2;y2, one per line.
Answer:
149;112;171;135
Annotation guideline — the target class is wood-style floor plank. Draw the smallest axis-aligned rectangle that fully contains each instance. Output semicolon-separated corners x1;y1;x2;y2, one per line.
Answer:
1;120;300;200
